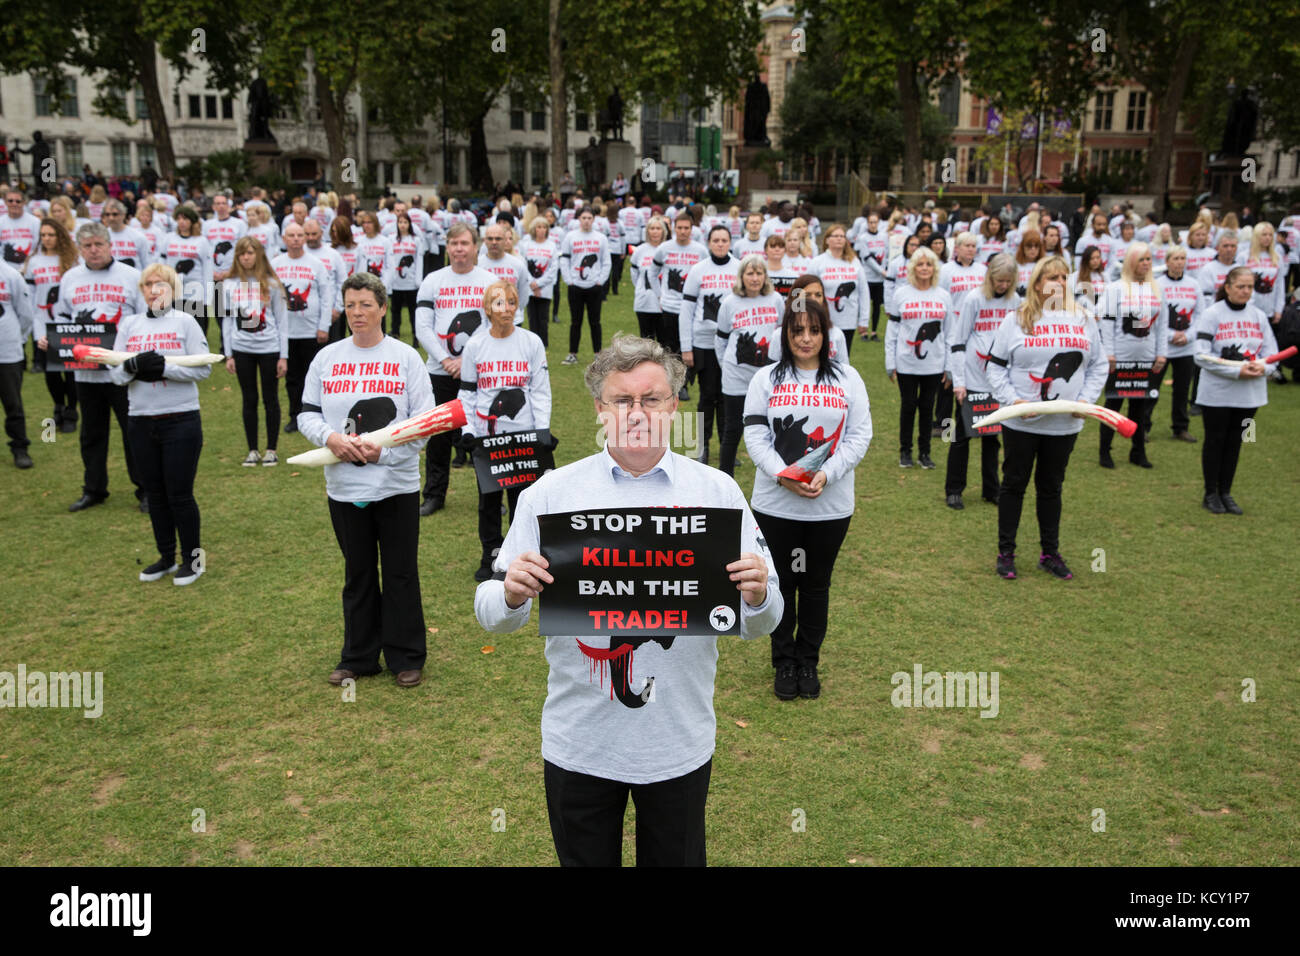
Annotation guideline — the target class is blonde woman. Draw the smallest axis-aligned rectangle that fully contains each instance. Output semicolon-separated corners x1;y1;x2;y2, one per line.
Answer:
222;236;288;466
1099;242;1166;469
886;245;951;468
629;215;668;340
1183;221;1216;275
716;255;785;475
810;223;868;356
86;185;108;221
519;217;560;344
1243;221;1286;324
1157;245;1204;441
984;256;1108;580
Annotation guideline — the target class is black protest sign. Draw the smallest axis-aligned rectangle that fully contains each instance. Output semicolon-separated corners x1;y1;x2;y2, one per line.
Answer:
960;391;1002;436
471;428;555;493
45;316;118;372
1106;362;1159;400
538;507;742;637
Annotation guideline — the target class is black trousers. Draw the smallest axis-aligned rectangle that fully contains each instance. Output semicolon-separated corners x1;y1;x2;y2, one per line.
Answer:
607;254;623;295
1167;355;1195;433
839;328;854;358
327;491;426;674
867;282;884;332
658;311;682;355
1200;405;1256;496
35;346;78;417
390;289;417;342
998;427;1077;556
423;374;461;502
77;380;141;499
233;350;281;451
286;338;322;422
945;403;1001;499
933;379;953;433
128;411;202;563
755;511;851;668
0;361;29;451
1100;394;1152;459
635;310;659;341
478;484;523;568
526;297;550;346
719;393;747;476
693;348;723;449
552;280;562;318
543;758;711;867
897;373;942;455
568;285;603;354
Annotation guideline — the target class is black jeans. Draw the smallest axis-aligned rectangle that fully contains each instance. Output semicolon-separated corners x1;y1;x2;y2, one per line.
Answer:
1167;355;1195;433
286;338;322;422
998;427;1077;556
635;310;659;341
719;393;747;475
128;411;202;563
77;380;141;499
839;328;854;358
1100;394;1153;459
1200;405;1256;496
867;282;884;332
607;254;623;295
35;346;77;417
526;297;550;346
327;491;427;674
658;311;682;355
233;350;281;451
423;374;461;502
692;348;723;449
0;361;29;451
543;758;711;867
390;289;416;342
755;511;852;668
568;285;603;354
552;280;562;318
945;402;1001;499
478;483;523;568
896;373;942;455
933;379;953;433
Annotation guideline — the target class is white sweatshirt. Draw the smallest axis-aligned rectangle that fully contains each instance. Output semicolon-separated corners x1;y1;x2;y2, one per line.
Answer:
809;252;868;331
457;327;551;438
886;285;952;375
679;254;741;351
1156;273;1203;360
107;308;211;414
414;265;497;375
52;262;145;383
715;291;784;395
271;252;333;339
1193;300;1281;408
221;282;289;357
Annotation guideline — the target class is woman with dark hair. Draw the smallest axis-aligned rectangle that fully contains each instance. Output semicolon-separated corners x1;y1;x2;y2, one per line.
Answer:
1193;266;1281;514
848;209;887;340
160;207;213;335
604;204;624;296
1073;245;1107;317
26;218;82;433
328;216;359;341
1013;229;1044;296
300;271;436;688
744;297;871;701
388;210;426;343
222;236;288;467
977;216;1006;263
787;274;849;364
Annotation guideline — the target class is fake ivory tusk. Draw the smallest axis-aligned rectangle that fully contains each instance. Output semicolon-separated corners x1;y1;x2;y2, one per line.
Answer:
1204;346;1297;368
978;400;1138;438
71;344;226;367
287;399;468;466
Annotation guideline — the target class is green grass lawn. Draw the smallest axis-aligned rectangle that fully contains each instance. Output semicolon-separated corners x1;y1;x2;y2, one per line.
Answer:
2;273;1297;866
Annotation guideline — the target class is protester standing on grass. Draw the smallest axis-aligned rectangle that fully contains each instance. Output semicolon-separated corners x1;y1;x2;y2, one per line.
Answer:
519;217;560;346
558;207;610;365
984;256;1108;581
886;246;950;470
110;264;210;585
26;218;81;434
743;299;870;701
628;215;668;341
475;334;780;866
716;255;783;477
1156;246;1203;443
1193;266;1281;516
301;272;435;689
1099;243;1166;470
222;236;288;468
0;254;34;469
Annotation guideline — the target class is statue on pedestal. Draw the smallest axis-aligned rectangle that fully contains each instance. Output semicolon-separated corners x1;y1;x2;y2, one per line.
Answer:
743;76;770;147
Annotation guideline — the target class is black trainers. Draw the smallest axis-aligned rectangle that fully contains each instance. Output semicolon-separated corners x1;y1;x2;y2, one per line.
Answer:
946;493;964;510
774;664;798;701
1220;494;1244;515
139;558;179;582
419;497;445;516
1038;552;1073;580
174;557;204;586
918;453;936;469
1099;450;1115;469
13;449;33;469
899;451;913;468
797;665;820;699
1202;493;1226;514
996;552;1017;580
473;564;494;583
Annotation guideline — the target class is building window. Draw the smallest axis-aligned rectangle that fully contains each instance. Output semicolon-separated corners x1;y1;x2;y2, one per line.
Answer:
1093;91;1114;131
1125;91;1147;132
938;75;960;126
575;111;589;132
138;143;156;172
383;161;396;184
1273;150;1282;179
222;96;233;120
510;95;525;131
135;86;149;121
189;94;201;119
33;75;77;117
964;148;989;185
112;143;133;177
63;140;82;174
510;148;526;185
531;149;547;185
172;89;181;115
205;94;217;119
531;108;546;131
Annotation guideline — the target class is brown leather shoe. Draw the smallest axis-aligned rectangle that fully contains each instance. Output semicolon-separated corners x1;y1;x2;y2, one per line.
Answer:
396;669;423;688
328;668;357;686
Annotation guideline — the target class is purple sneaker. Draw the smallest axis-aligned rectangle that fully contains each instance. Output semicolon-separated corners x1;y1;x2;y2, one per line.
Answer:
996;552;1017;579
1038;552;1073;579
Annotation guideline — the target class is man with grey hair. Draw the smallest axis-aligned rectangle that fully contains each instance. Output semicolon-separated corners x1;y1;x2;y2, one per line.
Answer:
44;223;145;510
475;333;781;866
100;199;151;270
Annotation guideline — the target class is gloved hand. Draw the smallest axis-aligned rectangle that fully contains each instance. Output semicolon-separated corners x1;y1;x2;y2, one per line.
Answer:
458;432;479;453
134;351;167;382
123;355;139;376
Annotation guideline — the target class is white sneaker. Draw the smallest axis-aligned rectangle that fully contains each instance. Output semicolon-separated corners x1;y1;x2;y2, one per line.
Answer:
242;450;261;467
561;353;577;365
139;559;179;582
261;450;279;467
174;561;204;586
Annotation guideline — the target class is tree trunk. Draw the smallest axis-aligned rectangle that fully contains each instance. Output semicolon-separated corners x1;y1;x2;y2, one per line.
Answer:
896;60;923;192
316;70;348;190
549;0;567;198
468;103;494;191
136;40;176;179
1143;34;1200;219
